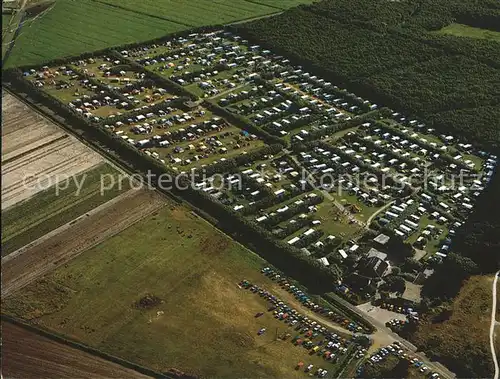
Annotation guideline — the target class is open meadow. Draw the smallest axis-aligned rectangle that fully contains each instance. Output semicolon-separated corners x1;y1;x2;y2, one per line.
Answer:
4;0;186;68
99;0;279;25
436;23;500;42
3;201;351;378
2;188;166;297
5;0;315;67
1;163;129;256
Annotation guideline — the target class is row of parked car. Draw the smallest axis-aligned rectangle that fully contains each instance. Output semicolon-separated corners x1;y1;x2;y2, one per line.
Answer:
304;364;328;377
239;278;368;377
385;318;409;331
379;302;418;316
365;342;440;378
240;279;350;344
261;267;367;332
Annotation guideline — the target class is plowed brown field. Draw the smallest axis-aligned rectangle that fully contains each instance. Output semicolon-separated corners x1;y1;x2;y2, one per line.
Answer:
1;92;103;210
1;321;151;379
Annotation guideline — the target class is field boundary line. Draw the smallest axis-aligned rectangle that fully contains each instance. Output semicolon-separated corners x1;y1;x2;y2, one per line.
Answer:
91;0;194;28
2;187;102;242
2;190;166;297
1;316;168;379
2;161;121;230
3;88;134;181
243;0;284;11
2;137;77;177
2;171;115;243
226;10;283;25
1;11;26;69
1;134;69;165
2;187;140;264
1;129;67;161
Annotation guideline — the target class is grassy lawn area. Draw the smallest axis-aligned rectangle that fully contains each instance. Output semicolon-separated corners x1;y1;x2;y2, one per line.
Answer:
404;215;449;257
2;11;21;60
4;0;187;68
2;202;338;377
185;83;206;97
148;121;266;171
315;200;363;240
100;0;279;26
462;153;484;172
333;193;380;222
2;14;13;37
436;23;500;42
43;85;97;104
1;163;129;256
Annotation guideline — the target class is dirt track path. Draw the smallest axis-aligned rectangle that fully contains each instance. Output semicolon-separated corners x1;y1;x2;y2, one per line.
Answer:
2;321;151;379
2;189;166;297
490;271;500;379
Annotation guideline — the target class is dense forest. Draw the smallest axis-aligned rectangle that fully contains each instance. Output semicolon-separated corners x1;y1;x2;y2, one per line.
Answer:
358;356;415;379
234;0;500;150
453;166;500;272
303;0;500;32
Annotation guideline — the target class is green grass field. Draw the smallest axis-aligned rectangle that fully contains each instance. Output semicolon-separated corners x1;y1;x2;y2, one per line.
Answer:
4;0;186;68
5;0;315;68
315;200;363;240
2;14;13;35
2;202;340;377
2;12;19;59
244;0;317;10
1;163;129;256
100;0;278;25
437;23;500;42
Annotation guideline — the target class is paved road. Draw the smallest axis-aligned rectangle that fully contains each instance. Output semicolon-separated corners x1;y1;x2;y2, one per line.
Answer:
329;294;456;379
365;200;395;229
283;150;454;377
490;271;500;379
208;82;247;100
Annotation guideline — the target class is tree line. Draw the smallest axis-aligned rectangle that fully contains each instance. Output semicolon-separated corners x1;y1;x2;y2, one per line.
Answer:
233;0;500;151
3;66;343;294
